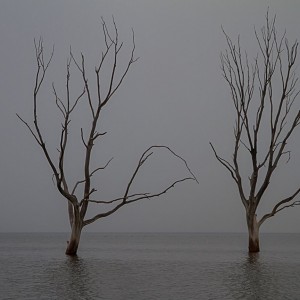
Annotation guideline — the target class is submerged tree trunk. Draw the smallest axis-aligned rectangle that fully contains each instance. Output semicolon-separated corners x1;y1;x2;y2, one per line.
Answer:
247;213;260;253
65;217;83;256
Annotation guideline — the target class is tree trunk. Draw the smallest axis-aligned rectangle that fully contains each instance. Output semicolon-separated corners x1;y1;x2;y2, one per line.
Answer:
65;218;83;256
247;213;260;253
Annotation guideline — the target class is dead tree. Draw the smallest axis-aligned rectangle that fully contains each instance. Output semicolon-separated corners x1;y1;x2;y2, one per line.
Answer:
210;12;300;252
18;19;197;256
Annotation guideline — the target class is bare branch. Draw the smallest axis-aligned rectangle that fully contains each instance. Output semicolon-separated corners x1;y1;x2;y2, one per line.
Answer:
210;142;237;182
80;128;88;148
16;114;42;146
125;177;193;204
89;157;113;177
19;40;60;184
100;25;138;108
70;87;86;113
87;192;151;204
82;145;197;226
83;177;193;226
53;83;67;117
259;188;300;226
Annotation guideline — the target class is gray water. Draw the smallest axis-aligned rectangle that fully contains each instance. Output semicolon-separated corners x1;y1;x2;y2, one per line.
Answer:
0;233;299;300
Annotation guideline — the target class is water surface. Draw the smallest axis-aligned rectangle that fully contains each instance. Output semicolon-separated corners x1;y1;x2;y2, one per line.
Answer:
0;232;299;299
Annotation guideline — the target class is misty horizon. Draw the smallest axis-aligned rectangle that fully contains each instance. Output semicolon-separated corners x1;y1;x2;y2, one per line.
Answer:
1;0;300;234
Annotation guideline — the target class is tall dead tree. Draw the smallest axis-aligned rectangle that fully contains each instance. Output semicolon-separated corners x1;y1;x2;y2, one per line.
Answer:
18;19;197;256
211;12;300;252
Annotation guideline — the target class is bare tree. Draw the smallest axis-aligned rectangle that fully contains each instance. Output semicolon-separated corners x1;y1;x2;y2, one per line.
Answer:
18;19;197;256
210;12;300;252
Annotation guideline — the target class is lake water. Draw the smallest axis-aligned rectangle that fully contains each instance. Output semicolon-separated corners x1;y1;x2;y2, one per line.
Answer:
0;232;299;299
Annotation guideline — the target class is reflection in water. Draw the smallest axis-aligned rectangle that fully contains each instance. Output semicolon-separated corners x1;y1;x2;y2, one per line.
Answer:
247;252;260;264
51;256;94;300
66;256;89;297
3;233;299;299
243;253;267;299
224;252;282;300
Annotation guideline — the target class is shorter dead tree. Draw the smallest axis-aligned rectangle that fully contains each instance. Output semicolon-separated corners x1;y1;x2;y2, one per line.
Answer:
18;19;197;256
211;12;300;252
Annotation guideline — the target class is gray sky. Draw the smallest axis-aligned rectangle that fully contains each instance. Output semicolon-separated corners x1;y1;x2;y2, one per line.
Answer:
1;0;300;233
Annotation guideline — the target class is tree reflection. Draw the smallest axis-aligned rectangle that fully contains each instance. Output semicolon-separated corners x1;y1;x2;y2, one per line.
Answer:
224;252;282;299
49;256;93;299
247;252;260;264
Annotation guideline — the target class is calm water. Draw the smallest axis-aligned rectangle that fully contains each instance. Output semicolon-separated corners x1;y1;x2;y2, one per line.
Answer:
0;232;299;300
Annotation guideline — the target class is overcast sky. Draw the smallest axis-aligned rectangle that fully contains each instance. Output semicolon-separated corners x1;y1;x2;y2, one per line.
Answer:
1;0;300;233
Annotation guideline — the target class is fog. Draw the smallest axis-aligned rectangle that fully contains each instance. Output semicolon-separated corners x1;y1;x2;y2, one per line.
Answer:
1;0;300;233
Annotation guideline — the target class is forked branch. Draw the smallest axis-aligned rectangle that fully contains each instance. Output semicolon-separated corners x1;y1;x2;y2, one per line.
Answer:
82;146;198;226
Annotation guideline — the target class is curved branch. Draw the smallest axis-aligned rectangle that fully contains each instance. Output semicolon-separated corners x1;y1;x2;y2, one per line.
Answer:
83;177;193;227
259;187;300;226
210;142;237;182
82;145;197;226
